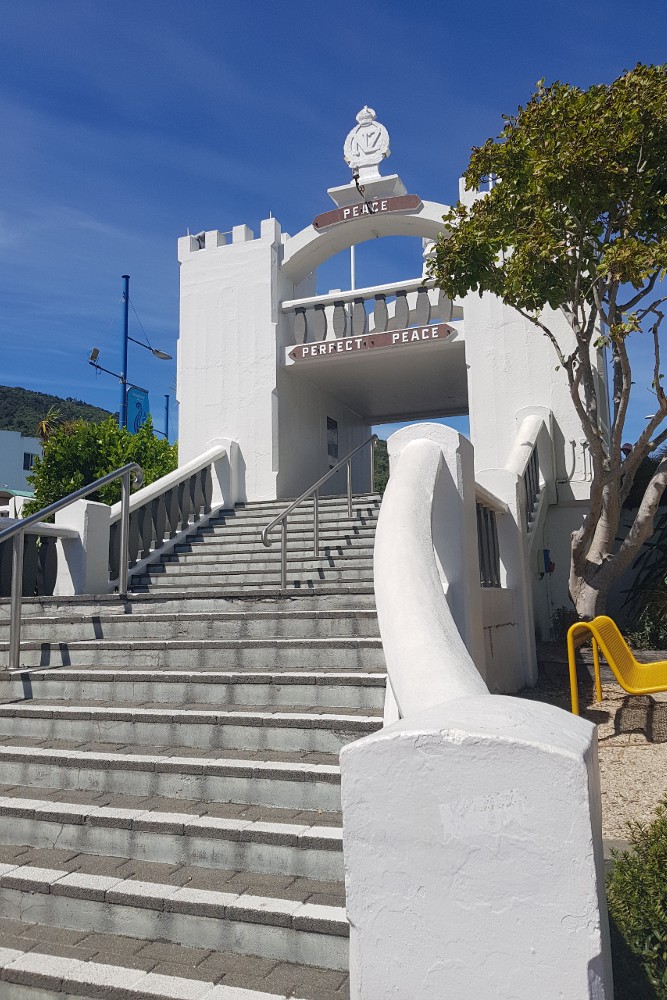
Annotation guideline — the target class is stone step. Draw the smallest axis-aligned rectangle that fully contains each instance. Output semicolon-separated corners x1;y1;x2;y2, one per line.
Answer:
162;546;375;567
141;555;373;577
0;853;349;970
0;604;379;641
2;636;385;669
0;742;342;810
172;528;375;556
1;608;380;643
192;520;378;539
0;589;378;619
5;669;386;711
0;920;350;999
0;790;344;881
133;570;374;590
0;701;382;753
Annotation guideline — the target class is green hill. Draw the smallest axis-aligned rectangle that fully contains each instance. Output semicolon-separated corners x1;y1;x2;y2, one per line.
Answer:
0;386;113;437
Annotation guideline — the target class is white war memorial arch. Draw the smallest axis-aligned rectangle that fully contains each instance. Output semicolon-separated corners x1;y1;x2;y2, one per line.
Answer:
176;106;604;656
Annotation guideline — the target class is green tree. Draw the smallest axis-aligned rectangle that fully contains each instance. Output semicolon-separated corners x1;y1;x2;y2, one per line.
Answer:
24;416;177;516
431;64;667;619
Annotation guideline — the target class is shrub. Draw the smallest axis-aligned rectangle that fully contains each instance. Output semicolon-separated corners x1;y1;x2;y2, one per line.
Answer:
607;798;667;997
23;416;177;516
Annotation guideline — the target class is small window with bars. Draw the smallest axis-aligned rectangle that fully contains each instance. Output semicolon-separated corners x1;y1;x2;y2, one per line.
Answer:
477;503;501;588
23;452;38;471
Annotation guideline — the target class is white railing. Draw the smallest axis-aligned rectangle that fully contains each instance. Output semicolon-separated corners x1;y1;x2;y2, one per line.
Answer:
282;277;458;344
340;421;612;1000
108;442;237;581
504;407;555;543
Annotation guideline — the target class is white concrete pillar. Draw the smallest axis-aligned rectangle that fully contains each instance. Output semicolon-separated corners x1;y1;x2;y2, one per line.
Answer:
54;499;110;596
341;695;612;1000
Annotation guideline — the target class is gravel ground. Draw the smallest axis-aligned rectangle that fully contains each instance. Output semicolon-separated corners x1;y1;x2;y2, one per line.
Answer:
523;645;667;840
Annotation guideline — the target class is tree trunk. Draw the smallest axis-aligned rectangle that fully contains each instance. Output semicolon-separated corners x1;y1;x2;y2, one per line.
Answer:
570;575;610;620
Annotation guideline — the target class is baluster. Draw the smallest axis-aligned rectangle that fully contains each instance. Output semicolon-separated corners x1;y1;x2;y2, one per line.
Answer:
138;502;154;560
178;479;191;531
188;474;200;522
109;522;120;578
351;298;367;337
311;304;327;341
128;511;141;567
332;301;347;339
373;295;388;333
393;290;409;329
414;287;431;326
193;468;206;520
153;495;167;549
22;535;39;596
202;466;213;514
39;536;58;596
165;487;179;538
0;539;11;597
490;510;500;588
293;308;307;344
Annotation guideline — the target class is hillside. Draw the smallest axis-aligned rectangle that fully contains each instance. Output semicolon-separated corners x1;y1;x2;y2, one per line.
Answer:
0;386;113;437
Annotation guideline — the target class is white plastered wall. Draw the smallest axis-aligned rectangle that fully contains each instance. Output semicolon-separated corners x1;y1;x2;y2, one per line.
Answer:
177;218;367;502
465;292;602;629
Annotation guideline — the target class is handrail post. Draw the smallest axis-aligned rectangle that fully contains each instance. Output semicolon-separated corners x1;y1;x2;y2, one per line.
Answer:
370;437;376;493
281;518;288;590
313;491;319;558
347;461;352;518
118;470;131;598
8;532;23;670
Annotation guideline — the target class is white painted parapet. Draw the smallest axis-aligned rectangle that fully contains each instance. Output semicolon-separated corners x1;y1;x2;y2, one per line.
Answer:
341;422;612;1000
342;698;612;1000
54;500;110;596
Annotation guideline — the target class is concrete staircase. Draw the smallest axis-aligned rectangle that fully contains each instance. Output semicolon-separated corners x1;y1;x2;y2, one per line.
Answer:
0;494;384;999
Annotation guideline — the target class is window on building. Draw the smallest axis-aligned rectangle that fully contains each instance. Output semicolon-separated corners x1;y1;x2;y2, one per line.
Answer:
23;453;37;471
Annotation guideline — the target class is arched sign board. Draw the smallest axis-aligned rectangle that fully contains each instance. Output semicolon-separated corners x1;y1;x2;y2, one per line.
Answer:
281;197;450;284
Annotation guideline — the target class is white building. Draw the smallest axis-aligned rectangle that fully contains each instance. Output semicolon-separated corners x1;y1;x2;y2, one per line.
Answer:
176;107;603;646
0;429;41;496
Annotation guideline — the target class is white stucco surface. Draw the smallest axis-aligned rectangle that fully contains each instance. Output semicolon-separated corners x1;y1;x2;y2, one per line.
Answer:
341;695;612;1000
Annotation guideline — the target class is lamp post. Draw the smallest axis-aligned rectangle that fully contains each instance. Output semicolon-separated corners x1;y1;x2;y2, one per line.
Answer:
89;275;172;430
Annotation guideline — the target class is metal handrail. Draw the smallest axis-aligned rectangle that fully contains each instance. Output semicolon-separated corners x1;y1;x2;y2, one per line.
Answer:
260;435;377;589
0;462;143;670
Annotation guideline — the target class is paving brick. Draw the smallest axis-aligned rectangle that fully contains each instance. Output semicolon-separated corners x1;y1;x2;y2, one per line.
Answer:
125;970;215;999
194;951;277;982
135;942;212;967
106;879;181;909
21;924;90;947
227;894;302;928
147;962;219;983
51;871;123;901
63;854;128;876
114;860;190;884
77;932;148;957
1;865;67;893
165;886;238;917
8;847;80;868
261;961;348;996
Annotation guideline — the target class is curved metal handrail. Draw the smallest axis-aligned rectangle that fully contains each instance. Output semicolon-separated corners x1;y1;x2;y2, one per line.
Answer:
0;462;143;670
260;434;377;589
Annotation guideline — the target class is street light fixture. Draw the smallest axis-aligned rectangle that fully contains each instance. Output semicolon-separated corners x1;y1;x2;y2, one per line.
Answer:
88;275;172;430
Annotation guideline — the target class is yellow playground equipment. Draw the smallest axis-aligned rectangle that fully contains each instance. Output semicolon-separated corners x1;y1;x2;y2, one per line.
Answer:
567;615;667;715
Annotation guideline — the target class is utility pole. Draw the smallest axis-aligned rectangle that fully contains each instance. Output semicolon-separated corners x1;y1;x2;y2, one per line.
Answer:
119;275;130;430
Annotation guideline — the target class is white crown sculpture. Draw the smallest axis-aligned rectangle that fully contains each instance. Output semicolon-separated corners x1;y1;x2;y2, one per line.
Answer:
343;106;390;179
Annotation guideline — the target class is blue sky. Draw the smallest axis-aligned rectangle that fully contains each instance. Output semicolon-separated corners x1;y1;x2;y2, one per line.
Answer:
0;1;664;443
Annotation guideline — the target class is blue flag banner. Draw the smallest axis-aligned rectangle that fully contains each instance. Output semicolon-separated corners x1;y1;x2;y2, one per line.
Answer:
126;387;150;432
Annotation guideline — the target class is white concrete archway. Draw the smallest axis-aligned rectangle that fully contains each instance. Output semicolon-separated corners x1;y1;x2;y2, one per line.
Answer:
281;200;450;283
